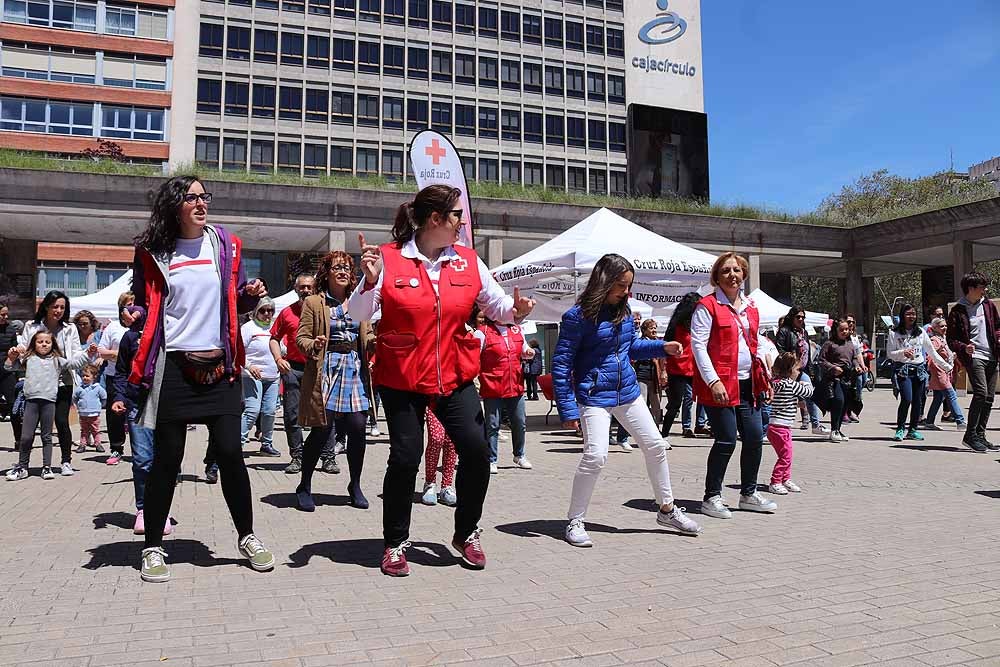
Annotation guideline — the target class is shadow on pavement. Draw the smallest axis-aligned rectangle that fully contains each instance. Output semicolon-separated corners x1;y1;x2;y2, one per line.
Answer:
890;444;969;452
260;492;350;509
975;490;1000;499
246;462;291;472
286;539;456;569
495;519;675;540
83;538;243;570
92;511;135;530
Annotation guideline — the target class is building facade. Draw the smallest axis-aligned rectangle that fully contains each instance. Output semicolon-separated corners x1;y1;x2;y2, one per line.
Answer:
970;156;1000;194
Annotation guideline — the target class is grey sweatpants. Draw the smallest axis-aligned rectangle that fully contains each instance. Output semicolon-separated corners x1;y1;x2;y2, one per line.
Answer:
19;398;55;468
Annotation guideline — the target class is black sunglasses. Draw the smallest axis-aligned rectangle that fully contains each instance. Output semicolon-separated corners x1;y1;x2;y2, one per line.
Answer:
183;192;213;204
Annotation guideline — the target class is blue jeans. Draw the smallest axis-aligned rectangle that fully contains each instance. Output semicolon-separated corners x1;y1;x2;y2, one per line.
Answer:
484;395;526;461
704;380;763;500
798;372;821;426
241;375;280;448
925;387;965;425
128;408;155;511
681;381;708;430
896;373;926;431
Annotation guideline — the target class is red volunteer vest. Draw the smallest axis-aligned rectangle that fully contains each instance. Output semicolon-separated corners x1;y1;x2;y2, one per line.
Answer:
692;294;765;408
374;242;482;395
478;323;525;399
664;325;694;377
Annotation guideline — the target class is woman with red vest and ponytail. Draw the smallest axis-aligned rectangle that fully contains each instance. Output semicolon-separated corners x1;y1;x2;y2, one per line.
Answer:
691;252;778;520
349;184;535;577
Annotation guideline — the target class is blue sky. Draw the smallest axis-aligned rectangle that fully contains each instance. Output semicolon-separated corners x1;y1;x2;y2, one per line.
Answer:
701;0;1000;213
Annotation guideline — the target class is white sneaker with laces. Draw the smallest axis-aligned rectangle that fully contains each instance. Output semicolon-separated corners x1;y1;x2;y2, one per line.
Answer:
838;430;850;441
370;425;380;437
701;495;732;519
41;466;55;480
829;431;843;443
783;480;802;493
489;462;498;474
5;466;27;481
739;491;778;512
617;441;633;452
513;456;533;469
812;424;830;435
60;462;74;476
565;519;593;547
421;482;438;505
768;482;788;495
656;506;702;535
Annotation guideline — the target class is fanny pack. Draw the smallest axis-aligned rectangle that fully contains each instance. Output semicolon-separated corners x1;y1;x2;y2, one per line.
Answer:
171;350;226;385
327;340;355;354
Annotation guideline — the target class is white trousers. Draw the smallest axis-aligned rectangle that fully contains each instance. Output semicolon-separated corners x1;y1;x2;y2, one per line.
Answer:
567;396;674;521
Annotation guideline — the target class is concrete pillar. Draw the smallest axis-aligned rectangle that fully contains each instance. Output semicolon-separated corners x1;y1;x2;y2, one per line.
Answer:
87;262;97;294
747;254;761;293
953;240;973;300
327;230;345;252
845;259;865;327
488;238;504;269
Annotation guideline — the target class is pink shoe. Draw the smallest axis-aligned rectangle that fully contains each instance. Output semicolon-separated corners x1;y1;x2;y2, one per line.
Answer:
106;454;121;466
133;510;145;535
163;516;173;536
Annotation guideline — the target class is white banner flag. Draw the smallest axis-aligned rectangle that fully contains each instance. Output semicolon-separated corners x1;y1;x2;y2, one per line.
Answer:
409;130;474;248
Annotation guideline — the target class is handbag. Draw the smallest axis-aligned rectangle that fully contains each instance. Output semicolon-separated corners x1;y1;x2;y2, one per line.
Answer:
173;350;226;385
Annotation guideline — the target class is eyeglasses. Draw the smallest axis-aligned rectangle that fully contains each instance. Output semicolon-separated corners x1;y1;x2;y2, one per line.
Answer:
331;264;352;273
846;320;855;325
182;192;213;204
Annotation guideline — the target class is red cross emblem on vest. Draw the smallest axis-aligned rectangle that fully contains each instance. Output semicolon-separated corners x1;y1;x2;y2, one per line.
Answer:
425;139;447;165
451;257;468;272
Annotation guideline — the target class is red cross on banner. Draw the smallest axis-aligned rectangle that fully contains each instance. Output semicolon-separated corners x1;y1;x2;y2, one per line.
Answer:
409;130;474;248
425;139;447;165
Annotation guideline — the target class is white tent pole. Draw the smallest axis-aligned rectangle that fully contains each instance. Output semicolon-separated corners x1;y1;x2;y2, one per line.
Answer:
573;270;580;300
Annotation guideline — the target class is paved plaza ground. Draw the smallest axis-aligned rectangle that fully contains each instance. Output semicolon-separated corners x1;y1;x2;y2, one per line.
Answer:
2;387;1000;667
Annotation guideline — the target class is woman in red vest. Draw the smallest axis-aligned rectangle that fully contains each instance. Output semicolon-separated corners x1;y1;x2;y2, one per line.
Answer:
349;184;535;577
691;252;777;520
660;291;701;438
476;316;536;473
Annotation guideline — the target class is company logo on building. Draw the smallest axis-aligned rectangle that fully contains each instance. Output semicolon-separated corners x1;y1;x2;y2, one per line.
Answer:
638;0;687;45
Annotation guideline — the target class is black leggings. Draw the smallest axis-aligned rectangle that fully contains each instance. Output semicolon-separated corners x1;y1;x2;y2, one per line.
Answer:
298;410;367;493
661;375;691;437
380;382;491;547
143;413;253;548
55;385;73;464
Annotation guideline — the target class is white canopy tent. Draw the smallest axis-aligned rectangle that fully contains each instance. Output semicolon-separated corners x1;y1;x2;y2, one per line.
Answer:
70;270;299;321
491;207;716;323
747;288;829;331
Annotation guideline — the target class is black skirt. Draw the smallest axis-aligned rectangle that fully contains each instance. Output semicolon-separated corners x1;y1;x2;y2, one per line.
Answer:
155;353;242;424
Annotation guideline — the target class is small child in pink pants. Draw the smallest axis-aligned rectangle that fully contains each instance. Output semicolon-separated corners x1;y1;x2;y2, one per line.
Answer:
421;407;457;506
766;353;813;495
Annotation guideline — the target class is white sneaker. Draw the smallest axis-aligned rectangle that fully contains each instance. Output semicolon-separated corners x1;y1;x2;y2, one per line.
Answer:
370;425;380;437
783;480;802;493
829;431;843;443
657;506;702;535
739;491;778;512
489;462;498;474
5;466;27;481
617;441;633;452
701;495;732;519
499;430;510;441
513;456;533;469
60;462;74;476
812;425;830;435
768;482;788;495
565;519;593;547
439;486;457;506
838;430;850;442
799;420;809;430
421;482;438;506
41;466;55;480
662;438;672;451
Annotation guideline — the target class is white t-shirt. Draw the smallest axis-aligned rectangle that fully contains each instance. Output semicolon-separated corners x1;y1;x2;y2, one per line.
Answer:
102;321;126;377
164;235;223;352
241;320;279;380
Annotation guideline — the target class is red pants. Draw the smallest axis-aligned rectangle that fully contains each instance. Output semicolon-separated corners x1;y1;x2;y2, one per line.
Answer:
424;408;456;487
79;414;102;448
766;424;793;484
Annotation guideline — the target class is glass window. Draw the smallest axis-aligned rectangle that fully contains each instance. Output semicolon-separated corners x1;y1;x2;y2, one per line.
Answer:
566;68;584;98
330;145;352;173
383;149;403;180
384;0;404;24
565;20;584;51
252;83;276;118
523;111;542;143
455;53;474;85
544;17;562;47
545;114;564;146
432;50;451;82
100;105;163;140
455;3;474;33
250;139;274;173
254;29;277;63
432;0;451;31
607;27;624;57
196;134;219;167
134;107;163;140
331;91;353;123
334;0;355;18
307;35;329;68
278;141;300;172
608;74;625;103
197;78;222;114
408;0;428;27
586;23;604;54
258;0;279;8
407;98;428;130
523;62;541;93
455;103;475;136
200;23;224;58
332;38;354;71
588;119;606;149
523;13;541;44
500;9;519;41
279;85;302;120
356;147;378;176
567;116;585;147
382;96;403;128
359;0;378;21
431;101;451;132
408;46;428;78
227;25;251;61
461;156;475;179
479;158;498;182
106;5;137;35
357;93;379;126
610;170;626;195
478;106;497;138
546;164;564;190
47;100;91;135
589;168;607;194
479;6;497;37
305;88;327;122
358;41;379;73
478;56;497;88
136;7;167;39
283;0;305;12
281;32;304;66
501;109;519;140
304;143;327;175
501;59;520;90
309;0;331;15
545;66;563;96
384;44;404;76
607;0;623;10
568;166;586;192
609;122;625;151
525;161;542;186
587;71;605;101
501;159;519;184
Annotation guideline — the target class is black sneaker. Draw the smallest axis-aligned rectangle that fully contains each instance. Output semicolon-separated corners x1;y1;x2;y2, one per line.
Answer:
321;457;340;474
284;457;302;474
205;463;219;484
981;437;1000;451
259;444;281;457
963;437;989;453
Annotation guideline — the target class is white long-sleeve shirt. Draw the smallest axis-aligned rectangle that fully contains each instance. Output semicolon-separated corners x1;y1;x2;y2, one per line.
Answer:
347;239;517;324
690;289;753;386
886;329;952;372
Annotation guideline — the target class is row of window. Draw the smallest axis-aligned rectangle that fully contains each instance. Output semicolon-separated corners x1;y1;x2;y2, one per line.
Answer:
1;0;169;40
195;133;627;194
199;27;624;101
0;42;169;90
206;0;623;50
197;82;625;150
0;95;165;140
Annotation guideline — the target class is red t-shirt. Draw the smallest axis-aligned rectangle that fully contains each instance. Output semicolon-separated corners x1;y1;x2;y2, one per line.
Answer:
270;300;305;364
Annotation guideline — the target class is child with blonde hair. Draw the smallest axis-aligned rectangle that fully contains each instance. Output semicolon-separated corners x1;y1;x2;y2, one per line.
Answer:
74;364;107;453
766;352;813;495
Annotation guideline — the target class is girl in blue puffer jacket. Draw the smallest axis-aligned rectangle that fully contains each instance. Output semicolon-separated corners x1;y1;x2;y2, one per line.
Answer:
553;253;702;547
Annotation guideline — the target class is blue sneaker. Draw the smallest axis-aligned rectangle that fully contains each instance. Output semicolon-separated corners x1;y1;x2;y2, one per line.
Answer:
893;428;905;441
905;429;924;441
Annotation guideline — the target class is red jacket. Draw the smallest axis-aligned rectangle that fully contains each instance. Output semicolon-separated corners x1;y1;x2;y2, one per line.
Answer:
692;294;767;408
373;242;482;395
664;324;694;377
478;323;525;399
270;301;305;364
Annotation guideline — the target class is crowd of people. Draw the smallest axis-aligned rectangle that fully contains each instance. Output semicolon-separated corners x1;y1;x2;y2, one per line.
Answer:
1;176;997;583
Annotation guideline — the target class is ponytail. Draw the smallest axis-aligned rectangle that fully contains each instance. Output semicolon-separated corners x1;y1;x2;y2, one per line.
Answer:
391;202;418;245
390;184;463;247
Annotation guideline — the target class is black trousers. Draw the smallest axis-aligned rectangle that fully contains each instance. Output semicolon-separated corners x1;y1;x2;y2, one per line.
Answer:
143;413;253;548
55;385;73;464
524;374;539;400
703;380;763;500
298;410;367;492
662;375;691;436
0;369;16;419
105;379;127;452
281;366;305;458
379;382;490;548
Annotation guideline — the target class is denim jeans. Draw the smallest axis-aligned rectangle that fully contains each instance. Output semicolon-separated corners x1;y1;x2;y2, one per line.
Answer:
241;375;280;448
797;372;821;426
896;373;926;431
703;380;763;500
681;380;708;430
128;408;155;511
926;387;965;425
484;394;527;461
280;366;305;457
